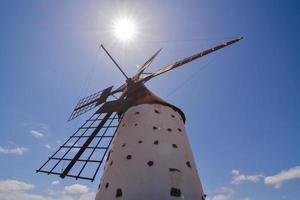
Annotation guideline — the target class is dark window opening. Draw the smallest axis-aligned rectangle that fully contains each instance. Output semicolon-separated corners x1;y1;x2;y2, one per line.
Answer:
126;155;132;160
134;123;138;126
154;140;159;145
169;168;181;172
153;126;158;130
167;128;172;132
170;187;181;197
186;161;191;168
177;128;182;132
171;114;175;118
110;160;113;166
116;188;122;198
154;109;160;114
138;140;143;143
172;144;178;148
122;123;125;127
135;111;140;115
98;184;101;189
122;143;126;147
105;182;109;188
147;161;154;166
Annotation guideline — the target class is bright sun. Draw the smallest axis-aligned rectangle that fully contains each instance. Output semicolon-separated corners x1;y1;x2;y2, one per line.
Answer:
113;18;137;42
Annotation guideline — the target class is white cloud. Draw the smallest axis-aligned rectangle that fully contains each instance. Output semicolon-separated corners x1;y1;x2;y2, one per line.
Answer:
51;181;60;186
78;192;96;200
63;184;89;194
0;192;47;200
45;144;56;151
218;186;234;194
0;191;90;200
0;179;34;192
23;122;48;131
232;169;239;176
210;194;230;200
242;198;251;200
231;169;264;185
30;130;44;139
0;146;28;155
264;166;300;188
206;186;234;200
0;179;94;200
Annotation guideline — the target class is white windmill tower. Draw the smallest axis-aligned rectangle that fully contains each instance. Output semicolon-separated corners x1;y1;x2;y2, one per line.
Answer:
37;37;242;199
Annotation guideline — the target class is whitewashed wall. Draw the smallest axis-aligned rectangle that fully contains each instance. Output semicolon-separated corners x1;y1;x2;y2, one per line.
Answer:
96;103;204;200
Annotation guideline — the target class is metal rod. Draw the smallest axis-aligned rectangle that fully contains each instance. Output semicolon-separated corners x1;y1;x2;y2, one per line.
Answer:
100;44;129;80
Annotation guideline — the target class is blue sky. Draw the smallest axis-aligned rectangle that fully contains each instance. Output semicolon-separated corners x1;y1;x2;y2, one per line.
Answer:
0;0;300;199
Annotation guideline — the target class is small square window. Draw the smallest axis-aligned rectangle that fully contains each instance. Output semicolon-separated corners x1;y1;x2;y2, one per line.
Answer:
116;188;122;197
170;187;181;197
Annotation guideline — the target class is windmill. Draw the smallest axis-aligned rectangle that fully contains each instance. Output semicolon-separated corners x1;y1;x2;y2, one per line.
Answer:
37;37;242;199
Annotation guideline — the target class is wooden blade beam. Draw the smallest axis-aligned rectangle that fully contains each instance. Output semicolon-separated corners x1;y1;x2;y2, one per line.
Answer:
60;112;113;179
96;100;128;113
140;37;243;83
133;48;162;80
111;83;127;94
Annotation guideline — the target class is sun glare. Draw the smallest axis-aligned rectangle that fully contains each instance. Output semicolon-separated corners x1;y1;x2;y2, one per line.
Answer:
113;18;137;42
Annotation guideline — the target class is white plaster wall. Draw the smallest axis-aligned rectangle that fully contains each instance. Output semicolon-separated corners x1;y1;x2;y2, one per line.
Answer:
95;104;204;200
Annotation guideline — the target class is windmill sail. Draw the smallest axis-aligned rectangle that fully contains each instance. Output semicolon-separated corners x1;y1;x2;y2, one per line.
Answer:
140;37;243;83
37;111;119;181
68;86;113;121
